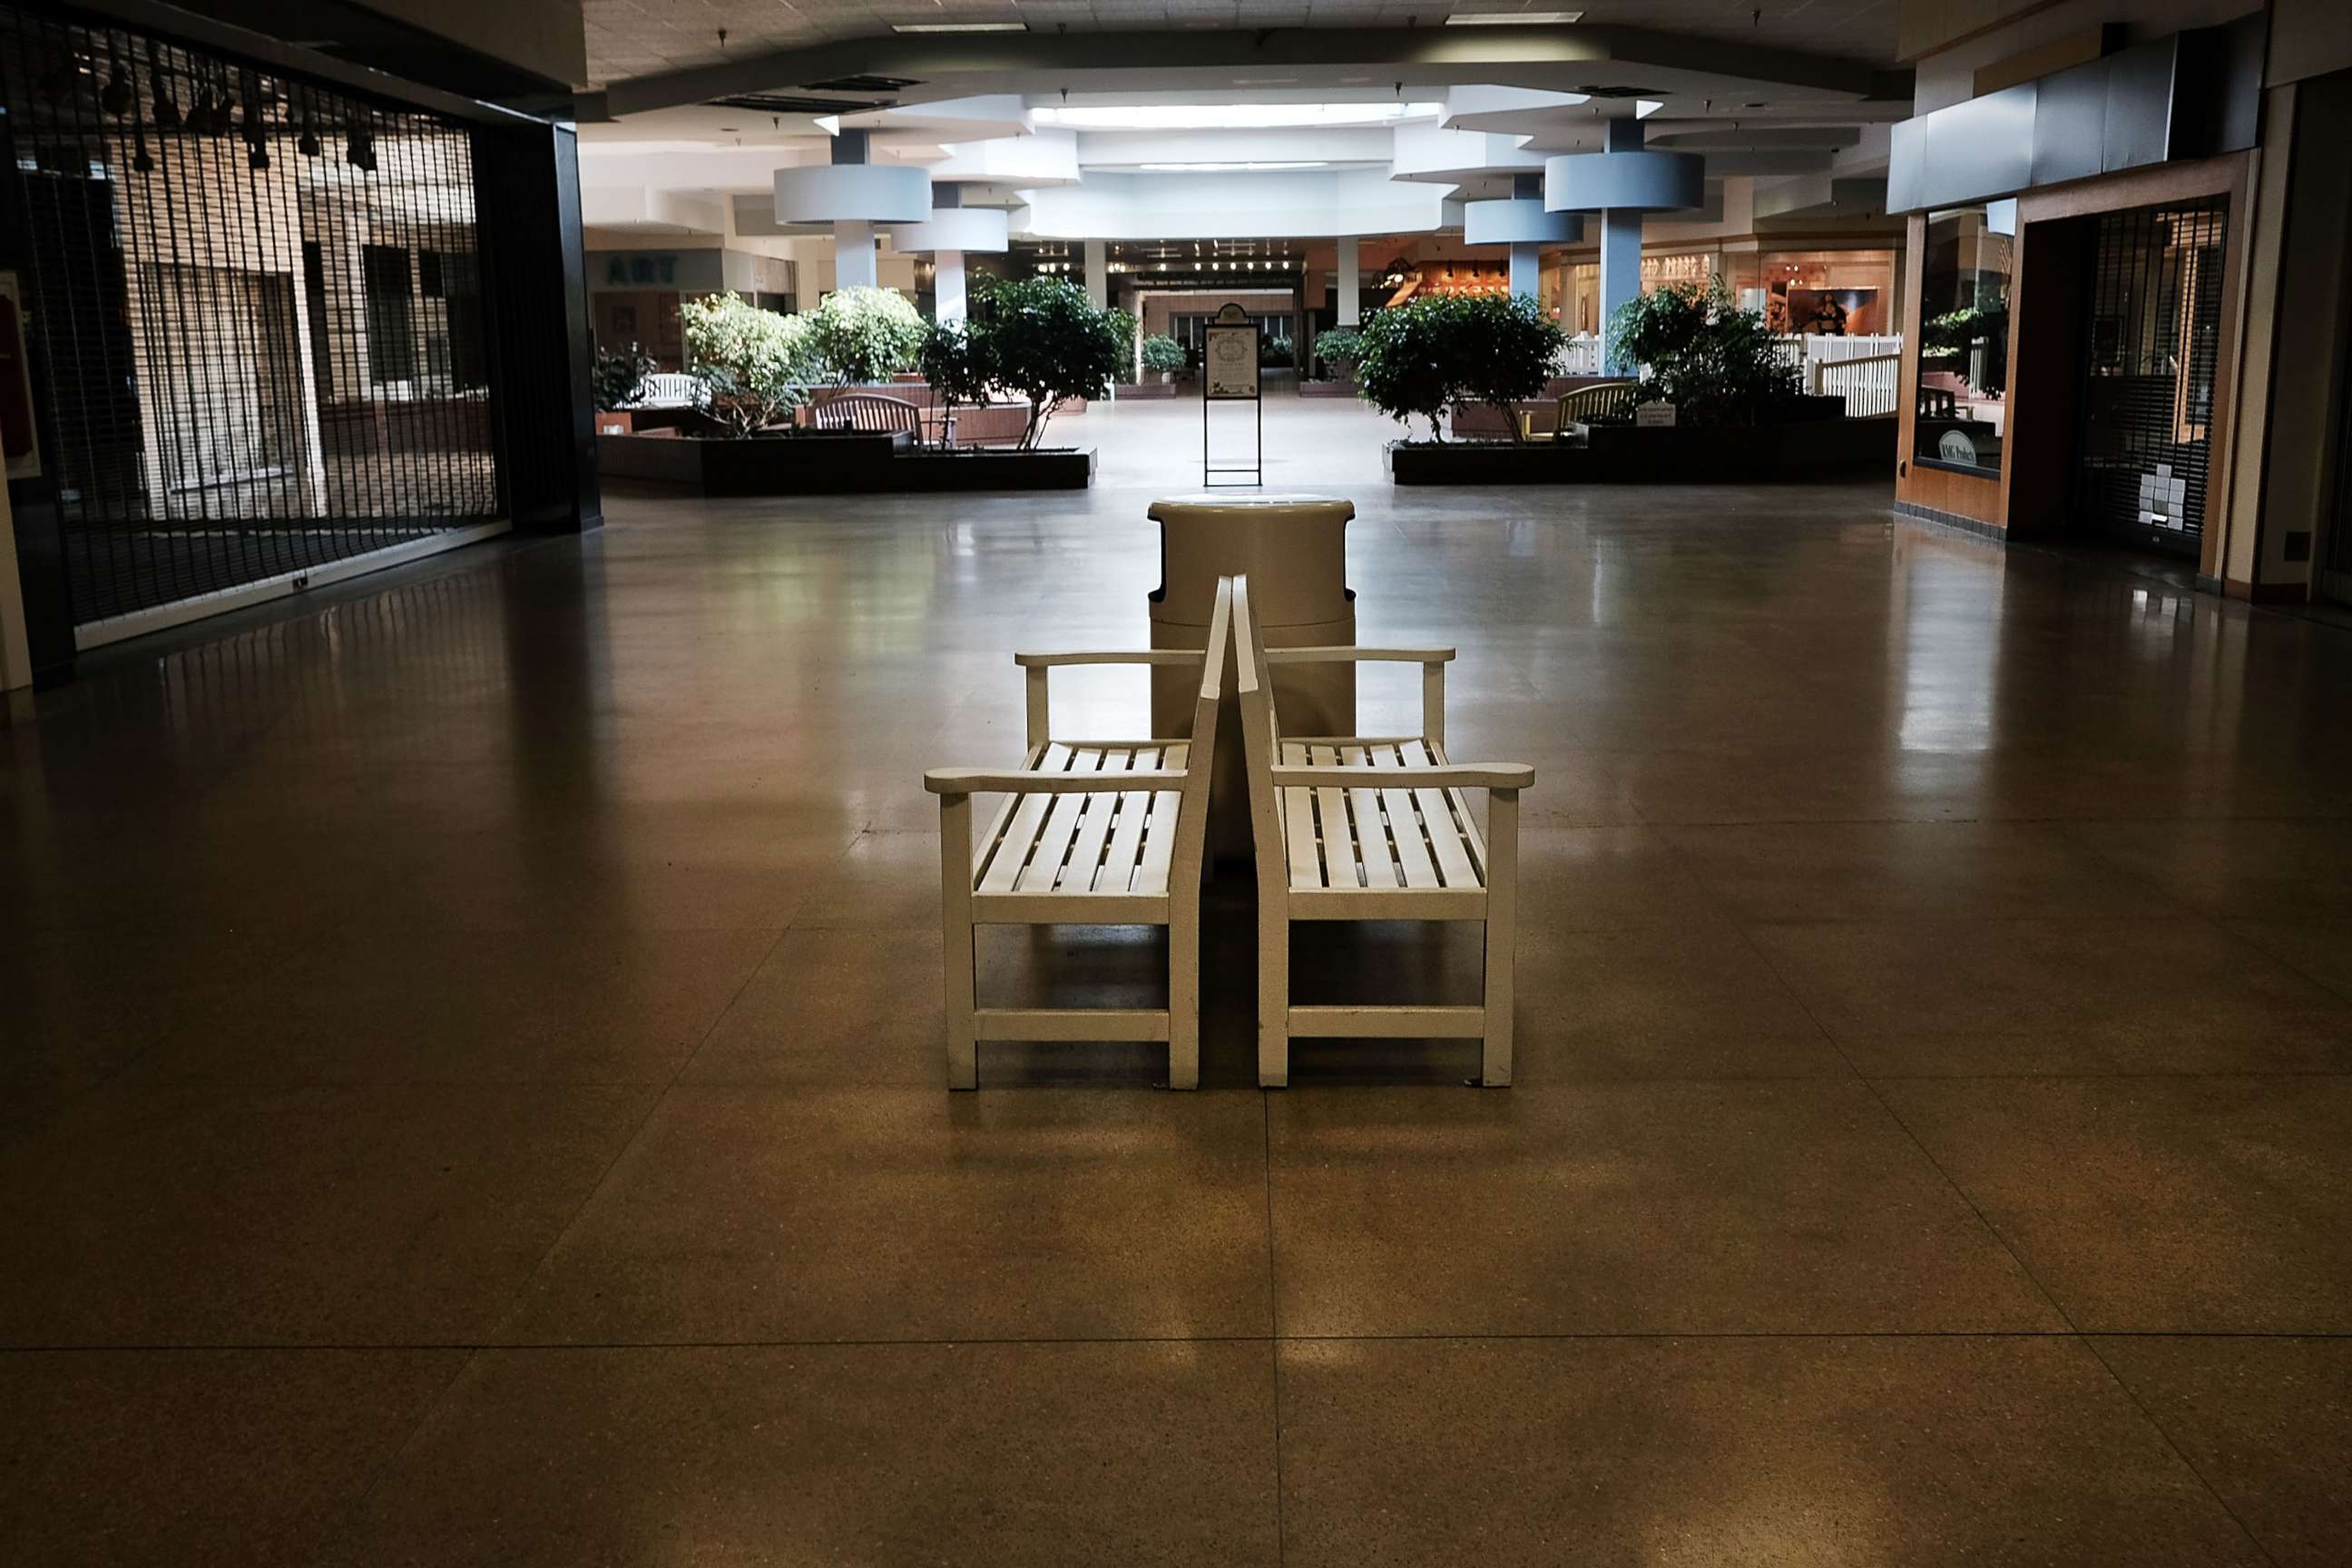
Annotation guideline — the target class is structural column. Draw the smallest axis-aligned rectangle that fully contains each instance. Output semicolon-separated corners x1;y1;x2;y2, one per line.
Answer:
935;250;966;321
1083;239;1107;307
775;126;931;298
834;220;877;290
1465;172;1583;312
1336;235;1360;326
1545;118;1704;374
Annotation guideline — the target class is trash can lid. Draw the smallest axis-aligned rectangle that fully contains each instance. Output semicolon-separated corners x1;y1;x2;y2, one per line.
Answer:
1147;492;1356;523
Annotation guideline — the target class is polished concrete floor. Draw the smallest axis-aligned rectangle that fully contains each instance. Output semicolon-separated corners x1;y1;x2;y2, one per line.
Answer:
5;395;2352;1564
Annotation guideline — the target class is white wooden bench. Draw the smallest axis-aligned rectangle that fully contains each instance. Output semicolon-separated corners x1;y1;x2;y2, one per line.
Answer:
815;392;926;437
1232;574;1533;1088
924;578;1231;1090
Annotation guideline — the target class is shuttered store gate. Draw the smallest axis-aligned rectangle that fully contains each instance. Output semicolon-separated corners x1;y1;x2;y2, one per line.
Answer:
2071;199;2229;559
0;8;500;643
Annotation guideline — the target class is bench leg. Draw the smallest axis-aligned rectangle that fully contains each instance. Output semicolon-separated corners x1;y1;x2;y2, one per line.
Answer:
1259;901;1289;1089
1480;789;1519;1087
1168;904;1200;1091
940;794;978;1090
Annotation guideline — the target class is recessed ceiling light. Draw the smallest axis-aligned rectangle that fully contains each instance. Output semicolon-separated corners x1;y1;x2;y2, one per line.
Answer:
1445;9;1585;24
890;21;1027;32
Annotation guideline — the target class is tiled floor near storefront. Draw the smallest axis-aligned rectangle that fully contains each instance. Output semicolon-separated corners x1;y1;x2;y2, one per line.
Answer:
5;396;2350;1564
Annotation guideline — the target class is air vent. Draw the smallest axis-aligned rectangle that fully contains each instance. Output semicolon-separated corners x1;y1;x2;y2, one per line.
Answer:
709;93;887;115
802;74;920;93
1572;83;1663;98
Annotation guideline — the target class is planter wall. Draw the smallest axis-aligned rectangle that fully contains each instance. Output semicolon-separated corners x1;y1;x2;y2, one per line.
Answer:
1298;378;1359;399
1113;381;1180;400
598;431;1093;494
1387;416;1897;485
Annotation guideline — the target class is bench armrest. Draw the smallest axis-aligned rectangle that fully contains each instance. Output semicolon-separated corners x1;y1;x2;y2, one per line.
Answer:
1263;646;1455;664
1263;646;1454;749
1014;649;1205;747
926;767;1189;796
1014;649;1204;668
1271;762;1533;791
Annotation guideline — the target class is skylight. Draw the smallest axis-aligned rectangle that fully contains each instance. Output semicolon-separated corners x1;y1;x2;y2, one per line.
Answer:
1033;103;1443;131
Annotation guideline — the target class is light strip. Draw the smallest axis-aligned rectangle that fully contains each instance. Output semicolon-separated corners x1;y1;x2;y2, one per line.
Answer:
1034;102;1442;130
891;21;1027;32
1136;161;1332;172
1445;10;1586;23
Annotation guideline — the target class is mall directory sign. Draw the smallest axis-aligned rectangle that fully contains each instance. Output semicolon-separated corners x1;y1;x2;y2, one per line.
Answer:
1205;303;1260;401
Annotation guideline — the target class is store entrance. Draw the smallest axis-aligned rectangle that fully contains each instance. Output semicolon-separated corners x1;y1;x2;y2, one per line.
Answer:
2068;200;2230;560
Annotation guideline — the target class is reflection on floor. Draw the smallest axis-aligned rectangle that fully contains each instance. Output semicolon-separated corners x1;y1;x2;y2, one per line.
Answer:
5;432;2352;1563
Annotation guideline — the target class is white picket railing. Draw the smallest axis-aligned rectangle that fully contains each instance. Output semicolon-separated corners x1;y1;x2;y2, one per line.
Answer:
1811;352;1904;418
1560;333;1906;417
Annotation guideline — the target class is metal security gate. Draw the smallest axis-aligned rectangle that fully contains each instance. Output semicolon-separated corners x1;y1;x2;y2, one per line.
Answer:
2071;199;2230;559
0;7;500;642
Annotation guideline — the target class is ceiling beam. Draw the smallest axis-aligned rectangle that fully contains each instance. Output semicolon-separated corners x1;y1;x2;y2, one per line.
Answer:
603;25;1882;119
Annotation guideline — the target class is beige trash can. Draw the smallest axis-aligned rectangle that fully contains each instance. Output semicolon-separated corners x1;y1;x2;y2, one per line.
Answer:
1145;492;1357;861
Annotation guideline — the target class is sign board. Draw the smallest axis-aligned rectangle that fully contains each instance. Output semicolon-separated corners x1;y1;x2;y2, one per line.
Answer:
1633;400;1677;428
1202;303;1263;485
1204;304;1260;401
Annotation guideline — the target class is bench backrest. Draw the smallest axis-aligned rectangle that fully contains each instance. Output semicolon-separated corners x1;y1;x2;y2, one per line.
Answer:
1554;380;1639;426
1231;575;1290;901
1164;577;1234;889
815;393;923;434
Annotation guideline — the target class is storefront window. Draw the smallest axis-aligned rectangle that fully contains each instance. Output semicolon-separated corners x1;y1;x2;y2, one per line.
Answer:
1915;204;2013;476
1730;250;1896;336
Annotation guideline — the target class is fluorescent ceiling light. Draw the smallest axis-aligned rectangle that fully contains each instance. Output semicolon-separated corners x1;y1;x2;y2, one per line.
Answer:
1138;161;1331;172
891;21;1027;32
1446;9;1585;23
1034;103;1442;131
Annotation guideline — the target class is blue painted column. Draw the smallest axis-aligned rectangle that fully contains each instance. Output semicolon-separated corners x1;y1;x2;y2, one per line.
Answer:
1544;118;1705;377
1598;121;1648;373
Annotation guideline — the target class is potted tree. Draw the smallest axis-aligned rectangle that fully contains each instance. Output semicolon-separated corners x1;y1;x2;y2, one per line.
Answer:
1358;293;1562;474
808;286;928;387
592;339;656;435
901;275;1119;487
1302;325;1364;397
1141;334;1187;385
675;291;815;436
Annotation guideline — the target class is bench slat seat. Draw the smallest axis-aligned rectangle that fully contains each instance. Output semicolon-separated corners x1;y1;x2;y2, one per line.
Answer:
926;585;1230;1090
1236;575;1533;1086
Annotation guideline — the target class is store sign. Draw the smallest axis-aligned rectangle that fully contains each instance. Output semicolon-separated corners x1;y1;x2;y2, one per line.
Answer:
1634;401;1677;428
1204;304;1260;401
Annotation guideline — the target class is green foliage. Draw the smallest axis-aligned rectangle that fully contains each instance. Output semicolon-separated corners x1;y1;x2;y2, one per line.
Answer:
1604;279;1800;426
677;292;817;436
1310;325;1364;378
808;286;927;385
961;276;1127;450
916;319;994;451
1139;334;1187;374
592;339;656;412
1922;300;2009;397
1353;293;1563;443
1261;337;1294;369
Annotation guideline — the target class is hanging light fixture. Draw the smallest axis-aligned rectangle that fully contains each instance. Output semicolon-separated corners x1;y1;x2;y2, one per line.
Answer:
132;132;154;173
297;93;320;157
346;124;376;172
147;41;180;131
100;43;132;117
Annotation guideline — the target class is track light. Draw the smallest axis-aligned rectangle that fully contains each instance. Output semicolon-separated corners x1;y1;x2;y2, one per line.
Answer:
147;44;178;132
100;45;131;117
132;132;153;173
